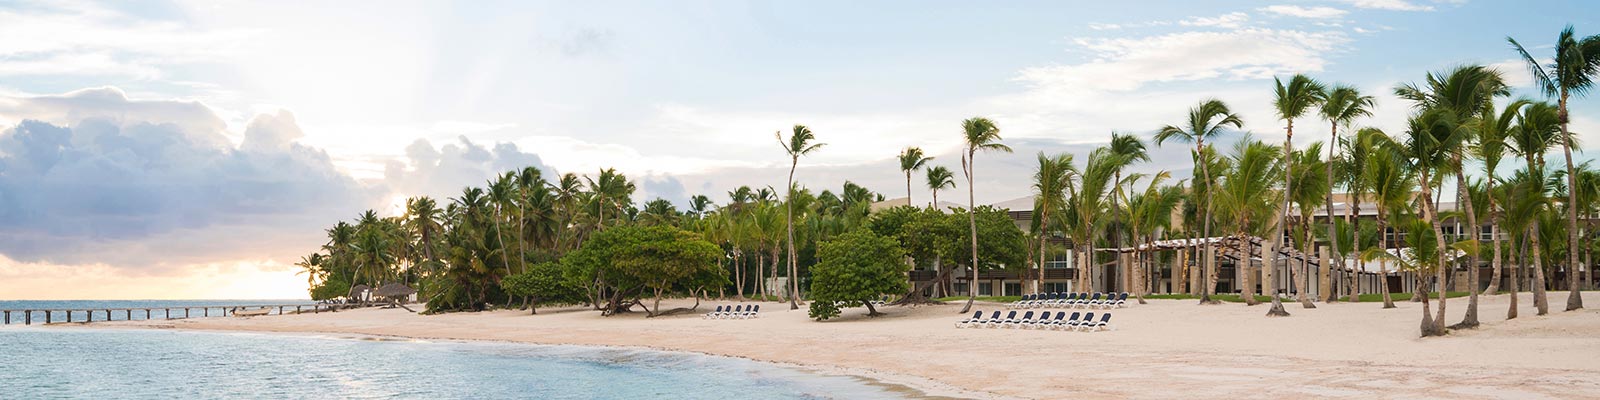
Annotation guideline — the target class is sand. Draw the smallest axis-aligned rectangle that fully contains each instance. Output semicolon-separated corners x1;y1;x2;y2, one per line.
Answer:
79;291;1600;399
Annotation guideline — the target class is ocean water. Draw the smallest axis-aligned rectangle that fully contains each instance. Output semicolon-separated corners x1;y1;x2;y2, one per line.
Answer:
1;300;318;324
0;328;918;399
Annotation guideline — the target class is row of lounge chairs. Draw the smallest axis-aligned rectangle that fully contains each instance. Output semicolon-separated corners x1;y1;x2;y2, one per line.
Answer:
703;305;761;319
1007;292;1127;309
955;310;1114;331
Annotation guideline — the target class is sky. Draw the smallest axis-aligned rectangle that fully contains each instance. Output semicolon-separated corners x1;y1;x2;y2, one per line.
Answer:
1;0;1597;299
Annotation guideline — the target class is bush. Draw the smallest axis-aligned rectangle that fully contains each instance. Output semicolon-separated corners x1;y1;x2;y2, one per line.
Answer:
807;229;909;321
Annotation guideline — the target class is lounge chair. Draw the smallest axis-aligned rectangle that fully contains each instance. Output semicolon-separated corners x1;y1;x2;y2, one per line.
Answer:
741;305;760;319
967;310;1000;329
1005;311;1034;328
1027;311;1053;329
1048;292;1069;308
1069;312;1095;330
1056;292;1077;308
725;305;744;319
1013;294;1036;309
1035;311;1065;329
1033;293;1055;308
1083;313;1114;332
1111;292;1129;308
1074;293;1097;308
704;305;724;319
955;311;985;328
987;311;1018;328
1052;311;1081;330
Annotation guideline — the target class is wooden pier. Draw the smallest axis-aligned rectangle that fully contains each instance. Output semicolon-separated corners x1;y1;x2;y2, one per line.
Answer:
1;304;346;325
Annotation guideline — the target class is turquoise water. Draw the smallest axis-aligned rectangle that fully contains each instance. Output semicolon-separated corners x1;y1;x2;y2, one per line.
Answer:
0;328;915;399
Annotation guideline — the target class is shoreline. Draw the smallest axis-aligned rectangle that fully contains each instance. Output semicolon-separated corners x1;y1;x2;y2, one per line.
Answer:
41;292;1600;398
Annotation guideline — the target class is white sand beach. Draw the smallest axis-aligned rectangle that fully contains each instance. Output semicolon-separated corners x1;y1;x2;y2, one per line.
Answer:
84;292;1600;399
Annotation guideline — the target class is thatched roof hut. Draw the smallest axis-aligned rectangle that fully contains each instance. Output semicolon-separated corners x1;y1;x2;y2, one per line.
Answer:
373;283;417;299
349;284;371;300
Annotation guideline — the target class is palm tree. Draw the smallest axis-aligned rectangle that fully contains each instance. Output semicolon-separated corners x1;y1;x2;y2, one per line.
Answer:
1289;142;1329;308
1476;99;1526;295
1216;138;1283;307
1267;73;1326;316
1128;172;1184;303
899;147;933;205
1508;100;1563;315
1396;65;1507;334
1066;148;1117;295
488;174;516;277
927;166;956;207
1031;152;1073;295
586;168;635;229
1509;26;1600;311
1109;132;1150;295
777;125;825;310
1337;128;1384;304
1319;84;1376;302
513;166;542;273
553;173;584;250
295;253;324;289
404;196;444;273
958;117;1011;314
1155;99;1244;304
1362;130;1410;309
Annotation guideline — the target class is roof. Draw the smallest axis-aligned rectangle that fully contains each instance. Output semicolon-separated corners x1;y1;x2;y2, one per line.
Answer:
988;195;1035;212
868;197;972;213
374;282;417;298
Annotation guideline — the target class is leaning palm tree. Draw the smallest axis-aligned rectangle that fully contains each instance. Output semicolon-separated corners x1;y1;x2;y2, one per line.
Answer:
898;147;933;206
1289;142;1329;309
1319;84;1376;302
1509;101;1564;315
1108;132;1151;295
1266;74;1326;316
487;174;517;277
1509;26;1600;311
927;166;956;207
1397;64;1508;330
1476;99;1526;295
1155;99;1244;304
957;117;1012;314
1031;152;1073;295
777;125;825;310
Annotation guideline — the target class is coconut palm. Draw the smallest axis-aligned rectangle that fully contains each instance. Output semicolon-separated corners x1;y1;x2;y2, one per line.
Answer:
1508;100;1564;315
404;196;444;273
1509;26;1600;311
1362;131;1411;309
1215;138;1283;307
1319;84;1376;302
957;117;1011;314
1155;99;1244;304
1108;132;1151;295
927;166;955;207
1128;172;1184;304
1031;152;1074;295
487;174;517;277
777;124;826;310
1476;100;1526;295
1065;147;1119;295
1337;128;1385;304
1289;142;1329;308
899;147;933;206
295;253;324;288
1266;73;1327;316
1396;65;1507;334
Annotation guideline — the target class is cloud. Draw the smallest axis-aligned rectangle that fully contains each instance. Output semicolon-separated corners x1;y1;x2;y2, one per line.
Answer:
0;2;256;79
0;89;377;268
1335;0;1435;11
1260;5;1350;19
639;174;691;207
1179;12;1250;29
1016;29;1349;94
382;136;556;203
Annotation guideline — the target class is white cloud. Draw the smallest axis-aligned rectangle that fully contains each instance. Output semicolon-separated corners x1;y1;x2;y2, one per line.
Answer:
0;2;256;79
1179;12;1250;29
1336;0;1435;11
1260;5;1350;19
1015;29;1349;94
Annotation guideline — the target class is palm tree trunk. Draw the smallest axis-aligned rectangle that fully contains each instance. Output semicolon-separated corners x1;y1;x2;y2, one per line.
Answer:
960;151;979;314
1266;122;1293;317
1485;188;1502;295
1415;167;1449;336
786;159;800;310
1510;234;1524;319
1037;211;1050;297
1113;171;1124;295
1378;210;1396;308
1300;216;1316;308
1349;196;1362;302
1325;122;1342;303
1558;92;1584;311
1454;160;1480;328
906;172;913;207
1529;222;1550;315
1198;142;1220;305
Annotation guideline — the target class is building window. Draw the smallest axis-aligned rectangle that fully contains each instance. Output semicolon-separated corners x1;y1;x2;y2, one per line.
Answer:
1003;283;1021;296
1044;261;1072;269
1480;226;1493;241
979;283;993;296
953;282;968;295
1043;282;1069;293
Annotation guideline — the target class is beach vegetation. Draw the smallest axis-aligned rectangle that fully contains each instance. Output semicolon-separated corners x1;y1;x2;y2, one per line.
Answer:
807;229;910;320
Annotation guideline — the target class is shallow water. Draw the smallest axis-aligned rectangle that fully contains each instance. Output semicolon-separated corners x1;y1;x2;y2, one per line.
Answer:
0;328;915;399
1;300;317;324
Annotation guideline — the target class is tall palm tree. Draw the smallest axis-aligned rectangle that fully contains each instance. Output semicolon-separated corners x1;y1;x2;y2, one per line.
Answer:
1396;65;1507;334
1066;148;1118;295
1319;84;1376;302
513;167;542;273
1109;132;1151;295
1216;138;1283;307
1509;100;1563;315
295;253;324;289
1509;26;1600;311
1290;142;1329;308
1362;130;1410;309
1129;172;1184;303
1337;128;1384;304
777;125;825;310
1155;99;1244;304
927;166;956;207
958;117;1011;314
1031;152;1073;295
899;147;932;205
488;174;517;277
405;196;444;273
1476;99;1526;295
553;173;584;250
1267;74;1327;316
